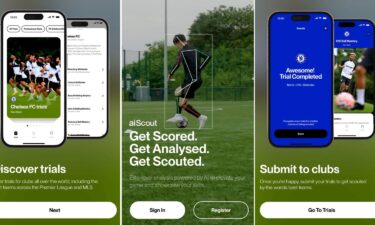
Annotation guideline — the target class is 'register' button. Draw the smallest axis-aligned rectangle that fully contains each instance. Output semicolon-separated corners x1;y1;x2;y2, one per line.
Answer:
193;201;249;219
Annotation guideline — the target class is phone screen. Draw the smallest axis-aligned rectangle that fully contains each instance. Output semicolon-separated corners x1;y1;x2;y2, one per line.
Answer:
67;19;108;138
334;20;374;138
268;12;333;147
2;12;66;146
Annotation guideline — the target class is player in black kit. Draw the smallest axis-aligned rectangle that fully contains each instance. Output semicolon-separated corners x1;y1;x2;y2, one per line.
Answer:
352;48;374;110
167;34;211;129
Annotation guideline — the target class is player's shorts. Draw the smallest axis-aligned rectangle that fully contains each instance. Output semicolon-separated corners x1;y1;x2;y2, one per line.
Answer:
36;77;44;85
21;78;30;83
30;75;36;83
49;81;60;91
43;78;49;84
179;80;202;99
7;73;14;82
340;76;351;86
15;75;22;83
358;48;374;73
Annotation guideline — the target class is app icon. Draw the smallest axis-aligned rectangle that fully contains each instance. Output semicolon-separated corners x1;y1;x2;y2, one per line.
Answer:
296;53;306;64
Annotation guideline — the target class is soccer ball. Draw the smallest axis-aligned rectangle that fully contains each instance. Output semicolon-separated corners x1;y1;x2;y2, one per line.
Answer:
176;117;188;128
336;92;355;110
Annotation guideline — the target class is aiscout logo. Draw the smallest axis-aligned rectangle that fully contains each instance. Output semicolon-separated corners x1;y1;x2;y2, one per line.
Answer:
11;97;16;102
296;53;306;64
344;31;350;37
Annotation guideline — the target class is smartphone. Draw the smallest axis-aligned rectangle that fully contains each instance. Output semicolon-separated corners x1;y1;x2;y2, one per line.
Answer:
2;11;66;147
268;12;333;147
67;19;108;138
334;20;375;138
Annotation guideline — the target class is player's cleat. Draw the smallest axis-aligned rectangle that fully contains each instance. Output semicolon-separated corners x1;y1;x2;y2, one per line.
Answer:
27;93;36;101
12;91;18;96
166;114;184;123
50;95;57;101
19;90;27;97
198;115;207;129
351;102;365;110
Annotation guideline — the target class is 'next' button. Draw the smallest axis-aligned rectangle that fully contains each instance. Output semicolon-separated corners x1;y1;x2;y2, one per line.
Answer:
0;202;117;219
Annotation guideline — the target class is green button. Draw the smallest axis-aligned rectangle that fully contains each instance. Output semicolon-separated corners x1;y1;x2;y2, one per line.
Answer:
193;201;249;219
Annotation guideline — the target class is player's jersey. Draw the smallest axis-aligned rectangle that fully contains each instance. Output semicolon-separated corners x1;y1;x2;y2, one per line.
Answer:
32;61;39;77
11;61;21;76
20;69;28;79
35;62;44;77
169;44;211;85
341;60;356;79
56;64;61;82
47;63;59;83
44;63;50;79
26;61;32;73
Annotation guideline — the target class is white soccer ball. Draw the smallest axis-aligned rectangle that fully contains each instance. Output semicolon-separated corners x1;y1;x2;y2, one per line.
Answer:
336;92;355;110
176;116;188;128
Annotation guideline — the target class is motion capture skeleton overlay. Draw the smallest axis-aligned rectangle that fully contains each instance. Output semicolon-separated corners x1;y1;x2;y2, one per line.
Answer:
198;50;211;71
179;50;196;99
169;43;211;99
169;49;181;75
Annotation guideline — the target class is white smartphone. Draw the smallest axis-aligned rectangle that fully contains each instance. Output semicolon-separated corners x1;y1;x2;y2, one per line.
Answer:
67;19;108;138
2;11;66;146
334;20;375;138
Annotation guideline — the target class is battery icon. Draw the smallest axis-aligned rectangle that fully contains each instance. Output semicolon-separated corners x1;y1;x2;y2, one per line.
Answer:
323;17;327;20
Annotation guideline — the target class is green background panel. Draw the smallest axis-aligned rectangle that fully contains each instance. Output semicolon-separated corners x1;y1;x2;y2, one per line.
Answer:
255;0;375;224
0;0;121;224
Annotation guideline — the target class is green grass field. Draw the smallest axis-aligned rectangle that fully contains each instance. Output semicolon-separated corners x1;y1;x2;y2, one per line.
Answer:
334;95;374;113
7;84;60;118
122;100;253;224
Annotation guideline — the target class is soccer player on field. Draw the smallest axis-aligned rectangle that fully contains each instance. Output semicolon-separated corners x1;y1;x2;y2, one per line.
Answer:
36;57;48;102
44;56;62;102
9;55;27;96
352;48;374;110
47;56;61;98
166;34;211;129
338;52;357;93
42;56;56;104
55;57;61;80
18;62;31;97
7;55;17;96
32;56;44;100
26;53;37;101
